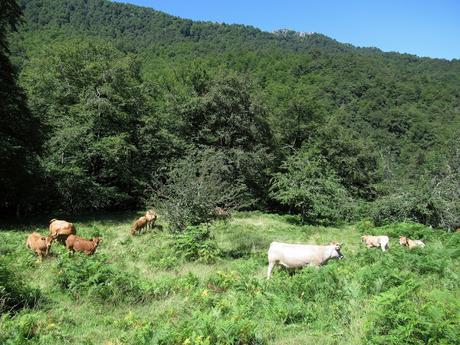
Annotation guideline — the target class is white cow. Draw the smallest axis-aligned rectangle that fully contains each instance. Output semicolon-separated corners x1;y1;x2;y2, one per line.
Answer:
267;242;344;279
361;235;389;251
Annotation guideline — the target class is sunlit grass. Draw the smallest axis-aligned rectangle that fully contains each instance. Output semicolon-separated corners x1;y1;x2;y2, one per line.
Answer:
1;212;459;344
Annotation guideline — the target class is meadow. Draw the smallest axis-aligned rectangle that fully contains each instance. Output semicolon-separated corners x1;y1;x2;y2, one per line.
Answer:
1;212;459;345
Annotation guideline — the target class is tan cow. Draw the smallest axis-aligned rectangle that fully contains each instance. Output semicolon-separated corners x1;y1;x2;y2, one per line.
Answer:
145;209;158;231
399;236;425;248
65;235;102;256
49;219;76;244
267;241;344;279
131;216;148;235
26;232;54;260
361;235;389;251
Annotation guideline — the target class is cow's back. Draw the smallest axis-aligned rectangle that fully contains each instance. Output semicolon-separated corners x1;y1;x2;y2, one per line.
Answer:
50;220;76;243
268;242;325;267
26;232;43;249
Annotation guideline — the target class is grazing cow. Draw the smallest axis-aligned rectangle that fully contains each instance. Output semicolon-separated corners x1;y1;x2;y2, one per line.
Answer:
267;242;344;279
131;216;148;235
399;236;425;248
49;219;76;244
65;235;102;256
145;209;158;231
361;235;389;251
26;232;54;260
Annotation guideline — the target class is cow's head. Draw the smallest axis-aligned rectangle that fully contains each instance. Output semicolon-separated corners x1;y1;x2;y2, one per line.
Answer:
92;237;103;248
330;243;344;259
361;235;368;243
43;236;54;255
399;236;408;246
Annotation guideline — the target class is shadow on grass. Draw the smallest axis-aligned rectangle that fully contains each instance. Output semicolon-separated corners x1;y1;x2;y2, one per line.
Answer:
0;210;137;232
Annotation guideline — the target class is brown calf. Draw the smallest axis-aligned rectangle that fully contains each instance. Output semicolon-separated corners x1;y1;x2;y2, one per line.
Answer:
49;219;76;244
65;235;102;256
131;216;148;235
26;232;54;260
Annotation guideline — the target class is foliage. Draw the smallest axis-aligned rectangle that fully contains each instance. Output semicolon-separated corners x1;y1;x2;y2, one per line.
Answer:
20;38;146;212
0;212;459;344
0;0;42;217
55;253;152;304
365;283;460;344
172;226;221;264
0;256;42;313
270;147;352;224
149;148;247;232
0;0;458;229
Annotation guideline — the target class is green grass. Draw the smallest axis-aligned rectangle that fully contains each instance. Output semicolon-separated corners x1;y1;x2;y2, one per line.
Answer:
1;212;459;344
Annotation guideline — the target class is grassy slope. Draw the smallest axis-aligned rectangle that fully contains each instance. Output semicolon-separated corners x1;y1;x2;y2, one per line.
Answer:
1;212;459;344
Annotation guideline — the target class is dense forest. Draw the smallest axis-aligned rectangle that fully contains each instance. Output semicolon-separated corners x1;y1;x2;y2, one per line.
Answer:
1;0;460;229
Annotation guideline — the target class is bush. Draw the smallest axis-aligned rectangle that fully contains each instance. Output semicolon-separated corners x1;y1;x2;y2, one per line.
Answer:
148;149;246;232
55;254;151;303
0;311;60;344
0;257;42;313
372;172;460;230
270;147;353;224
172;226;221;264
365;282;460;344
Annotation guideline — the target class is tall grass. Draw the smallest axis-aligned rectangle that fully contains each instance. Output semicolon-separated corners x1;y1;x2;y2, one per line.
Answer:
0;213;458;344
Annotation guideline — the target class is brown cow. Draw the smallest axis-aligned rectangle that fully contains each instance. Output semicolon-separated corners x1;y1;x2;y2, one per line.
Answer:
399;236;425;248
26;232;54;260
65;235;102;256
49;219;76;244
131;216;148;235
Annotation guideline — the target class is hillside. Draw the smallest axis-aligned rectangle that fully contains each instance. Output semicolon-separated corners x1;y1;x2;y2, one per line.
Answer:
1;213;459;344
0;0;459;229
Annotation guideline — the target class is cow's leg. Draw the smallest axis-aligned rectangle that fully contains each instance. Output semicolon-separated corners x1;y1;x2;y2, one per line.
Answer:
381;243;386;252
267;261;276;279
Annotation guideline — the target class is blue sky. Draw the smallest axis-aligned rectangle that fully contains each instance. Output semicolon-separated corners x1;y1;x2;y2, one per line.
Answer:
113;0;459;60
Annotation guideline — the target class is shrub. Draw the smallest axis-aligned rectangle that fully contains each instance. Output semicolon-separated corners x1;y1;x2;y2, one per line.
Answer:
270;147;353;224
365;282;460;344
0;311;55;344
172;226;221;263
148;148;246;232
55;254;150;303
0;257;42;313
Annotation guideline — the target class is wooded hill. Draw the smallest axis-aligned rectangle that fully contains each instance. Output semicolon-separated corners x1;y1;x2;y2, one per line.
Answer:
2;0;459;229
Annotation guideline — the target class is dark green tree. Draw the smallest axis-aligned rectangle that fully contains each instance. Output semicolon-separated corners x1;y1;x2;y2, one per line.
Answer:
0;0;42;216
20;39;146;211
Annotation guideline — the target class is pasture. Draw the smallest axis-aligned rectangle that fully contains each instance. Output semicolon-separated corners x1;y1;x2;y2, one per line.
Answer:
1;212;459;344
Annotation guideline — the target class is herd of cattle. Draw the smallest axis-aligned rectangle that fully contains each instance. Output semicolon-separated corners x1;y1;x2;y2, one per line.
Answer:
25;210;158;260
25;210;427;279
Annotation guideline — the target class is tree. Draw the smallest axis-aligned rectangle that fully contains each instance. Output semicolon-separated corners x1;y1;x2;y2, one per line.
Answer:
270;147;351;224
148;148;246;232
0;0;42;216
20;39;146;211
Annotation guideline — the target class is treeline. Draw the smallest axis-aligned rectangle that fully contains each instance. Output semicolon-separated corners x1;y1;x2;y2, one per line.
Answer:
1;0;459;229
